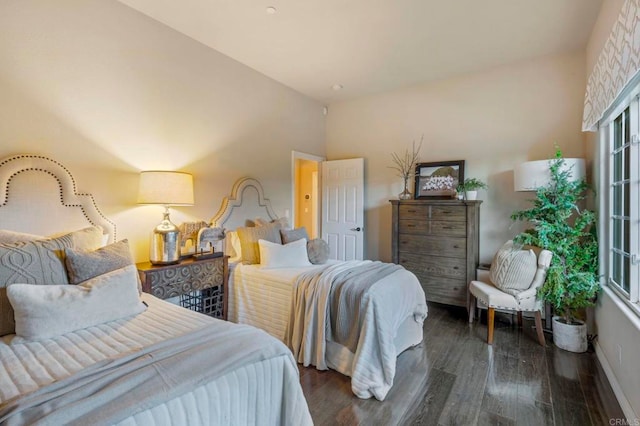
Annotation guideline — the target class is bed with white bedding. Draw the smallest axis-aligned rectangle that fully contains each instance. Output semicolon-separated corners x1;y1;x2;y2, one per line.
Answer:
0;155;312;425
212;177;428;401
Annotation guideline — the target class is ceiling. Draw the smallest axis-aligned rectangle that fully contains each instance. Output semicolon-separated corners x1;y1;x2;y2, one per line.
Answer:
117;0;603;104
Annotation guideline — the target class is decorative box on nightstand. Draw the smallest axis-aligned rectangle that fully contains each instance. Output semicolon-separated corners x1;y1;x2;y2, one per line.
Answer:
137;256;229;320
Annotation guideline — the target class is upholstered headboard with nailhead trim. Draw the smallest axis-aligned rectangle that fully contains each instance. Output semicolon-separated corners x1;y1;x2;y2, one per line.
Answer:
0;154;116;242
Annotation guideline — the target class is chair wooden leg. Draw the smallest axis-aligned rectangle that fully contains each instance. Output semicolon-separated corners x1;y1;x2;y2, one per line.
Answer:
487;307;495;345
534;311;546;347
517;311;523;328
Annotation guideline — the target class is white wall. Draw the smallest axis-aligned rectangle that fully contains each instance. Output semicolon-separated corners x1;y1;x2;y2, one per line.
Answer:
326;52;587;263
0;0;325;261
586;0;640;419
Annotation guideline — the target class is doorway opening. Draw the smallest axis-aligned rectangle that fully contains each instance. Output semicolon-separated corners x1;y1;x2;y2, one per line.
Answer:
291;151;324;239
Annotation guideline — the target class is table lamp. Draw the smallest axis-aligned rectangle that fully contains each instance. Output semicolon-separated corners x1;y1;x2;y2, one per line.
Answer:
138;171;194;264
514;158;585;191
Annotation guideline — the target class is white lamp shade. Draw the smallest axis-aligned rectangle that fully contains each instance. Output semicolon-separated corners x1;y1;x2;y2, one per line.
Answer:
137;171;194;205
514;158;585;192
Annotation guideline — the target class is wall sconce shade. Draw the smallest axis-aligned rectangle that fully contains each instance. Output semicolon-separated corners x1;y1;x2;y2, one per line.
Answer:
137;171;194;206
514;158;586;192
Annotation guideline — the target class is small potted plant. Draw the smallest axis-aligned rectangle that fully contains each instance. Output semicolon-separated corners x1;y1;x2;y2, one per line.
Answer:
457;178;488;200
511;149;598;353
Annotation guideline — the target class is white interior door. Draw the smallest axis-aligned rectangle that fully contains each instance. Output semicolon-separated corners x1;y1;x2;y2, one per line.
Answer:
321;158;364;260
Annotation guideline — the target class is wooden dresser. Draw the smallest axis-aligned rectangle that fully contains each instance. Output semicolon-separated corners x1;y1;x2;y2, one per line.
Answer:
390;199;481;307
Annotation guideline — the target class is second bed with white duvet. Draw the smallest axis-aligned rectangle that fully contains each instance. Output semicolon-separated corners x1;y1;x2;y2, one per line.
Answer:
228;260;427;401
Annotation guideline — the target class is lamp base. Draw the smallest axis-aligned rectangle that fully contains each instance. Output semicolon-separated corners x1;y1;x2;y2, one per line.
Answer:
149;210;181;265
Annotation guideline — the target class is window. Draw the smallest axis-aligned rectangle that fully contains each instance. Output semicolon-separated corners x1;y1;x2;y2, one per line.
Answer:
601;97;640;311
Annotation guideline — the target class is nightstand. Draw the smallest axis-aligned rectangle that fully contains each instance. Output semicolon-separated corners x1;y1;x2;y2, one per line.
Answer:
137;255;229;320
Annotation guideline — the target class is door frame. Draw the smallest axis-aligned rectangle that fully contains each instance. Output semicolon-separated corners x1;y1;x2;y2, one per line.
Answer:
291;151;325;235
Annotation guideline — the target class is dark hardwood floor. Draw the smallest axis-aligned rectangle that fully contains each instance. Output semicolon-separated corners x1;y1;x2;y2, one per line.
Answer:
300;303;625;425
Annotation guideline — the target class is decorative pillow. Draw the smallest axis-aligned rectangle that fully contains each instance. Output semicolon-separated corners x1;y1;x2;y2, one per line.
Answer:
48;226;104;253
0;226;106;337
7;265;146;341
100;233;110;247
225;231;242;262
254;217;269;227
255;217;290;229
307;238;329;264
65;239;135;284
258;238;311;269
236;221;283;265
0;229;43;244
489;240;538;296
280;227;309;244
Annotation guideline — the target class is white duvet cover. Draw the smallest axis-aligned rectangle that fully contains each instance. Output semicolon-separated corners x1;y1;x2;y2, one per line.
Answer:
229;261;427;400
0;293;312;425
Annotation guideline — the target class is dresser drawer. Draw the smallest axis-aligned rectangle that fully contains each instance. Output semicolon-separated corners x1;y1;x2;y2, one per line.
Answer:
412;273;468;307
430;205;466;221
399;252;467;280
399;204;466;222
398;235;466;258
399;219;466;237
399;204;430;220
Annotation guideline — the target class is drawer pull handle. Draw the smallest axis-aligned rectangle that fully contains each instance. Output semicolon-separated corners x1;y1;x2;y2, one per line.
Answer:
407;209;417;213
407;224;416;227
453;245;460;249
453;267;459;270
442;226;452;229
442;211;451;214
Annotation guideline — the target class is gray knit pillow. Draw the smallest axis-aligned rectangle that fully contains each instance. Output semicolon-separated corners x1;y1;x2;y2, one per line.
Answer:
489;240;538;296
280;227;309;244
0;227;103;337
65;239;135;284
307;239;329;264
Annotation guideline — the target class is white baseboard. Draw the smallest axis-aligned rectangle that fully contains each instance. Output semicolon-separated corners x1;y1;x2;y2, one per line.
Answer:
595;341;638;421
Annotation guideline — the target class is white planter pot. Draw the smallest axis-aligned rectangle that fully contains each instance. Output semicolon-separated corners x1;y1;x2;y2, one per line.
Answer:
552;316;587;353
465;190;478;200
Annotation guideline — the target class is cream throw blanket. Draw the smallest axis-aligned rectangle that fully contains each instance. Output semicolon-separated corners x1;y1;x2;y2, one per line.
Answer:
286;260;427;400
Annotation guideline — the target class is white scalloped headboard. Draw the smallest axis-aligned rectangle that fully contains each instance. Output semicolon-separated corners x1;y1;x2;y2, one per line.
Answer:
210;177;278;230
0;154;116;242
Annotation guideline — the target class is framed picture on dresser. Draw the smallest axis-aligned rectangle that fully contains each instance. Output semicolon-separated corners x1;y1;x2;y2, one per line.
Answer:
414;160;465;199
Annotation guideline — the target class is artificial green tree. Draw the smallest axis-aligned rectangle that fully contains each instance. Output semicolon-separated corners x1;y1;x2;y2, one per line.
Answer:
511;149;599;325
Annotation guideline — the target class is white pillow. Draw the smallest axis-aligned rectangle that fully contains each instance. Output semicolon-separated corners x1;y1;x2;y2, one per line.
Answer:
258;238;311;269
237;222;283;265
7;264;146;341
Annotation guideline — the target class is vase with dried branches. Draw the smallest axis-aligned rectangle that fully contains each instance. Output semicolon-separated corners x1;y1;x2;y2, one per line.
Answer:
389;137;422;200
